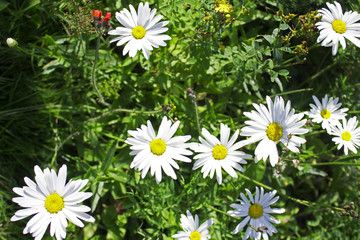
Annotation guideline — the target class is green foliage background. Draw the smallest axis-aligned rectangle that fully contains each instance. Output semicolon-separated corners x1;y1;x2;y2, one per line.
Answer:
0;0;359;239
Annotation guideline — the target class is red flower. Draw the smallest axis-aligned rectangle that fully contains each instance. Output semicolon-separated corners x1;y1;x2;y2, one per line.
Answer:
93;9;102;20
103;12;111;23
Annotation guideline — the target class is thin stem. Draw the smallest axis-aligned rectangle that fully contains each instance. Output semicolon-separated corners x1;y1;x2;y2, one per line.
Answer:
300;162;360;166
237;173;345;212
309;59;339;82
85;108;164;123
16;46;41;58
92;34;110;107
334;153;360;162
206;205;239;219
269;88;313;98
193;100;201;136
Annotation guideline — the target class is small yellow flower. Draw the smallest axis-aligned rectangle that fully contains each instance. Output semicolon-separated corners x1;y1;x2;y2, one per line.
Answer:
215;0;232;14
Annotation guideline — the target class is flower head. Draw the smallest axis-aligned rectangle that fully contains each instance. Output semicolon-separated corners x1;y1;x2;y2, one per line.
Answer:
191;123;251;184
330;116;360;155
215;0;232;14
316;1;360;55
307;94;348;132
227;187;285;240
103;12;111;23
125;116;192;184
11;165;94;240
109;2;171;59
172;210;213;240
240;96;309;166
93;9;111;32
93;9;102;21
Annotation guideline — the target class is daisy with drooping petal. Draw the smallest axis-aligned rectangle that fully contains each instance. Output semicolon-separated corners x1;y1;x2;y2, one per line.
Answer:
316;1;360;55
190;123;252;185
329;116;360;155
11;165;94;240
172;210;213;240
240;96;309;167
227;187;285;240
307;94;348;132
108;2;171;59
125;116;192;184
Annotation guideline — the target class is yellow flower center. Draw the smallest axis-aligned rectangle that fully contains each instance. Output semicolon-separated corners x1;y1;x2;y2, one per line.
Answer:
212;144;227;160
45;193;64;213
320;109;331;119
341;131;352;141
150;139;166;156
132;26;146;39
248;203;263;219
332;19;347;34
190;231;201;240
266;123;283;142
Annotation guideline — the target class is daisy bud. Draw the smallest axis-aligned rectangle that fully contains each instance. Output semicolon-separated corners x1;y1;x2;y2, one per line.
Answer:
6;38;18;48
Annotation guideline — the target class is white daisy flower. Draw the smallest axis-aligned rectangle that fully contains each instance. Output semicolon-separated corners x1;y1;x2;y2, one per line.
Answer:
227;187;285;240
240;96;309;167
190;123;251;185
108;2;171;59
11;165;94;240
330;116;360;155
307;94;348;132
172;210;213;240
125;116;192;184
316;1;360;55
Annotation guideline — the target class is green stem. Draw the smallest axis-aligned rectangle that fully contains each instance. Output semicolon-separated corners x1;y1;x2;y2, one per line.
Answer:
300;162;360;166
309;59;339;82
237;173;345;212
206;205;239;219
269;88;313;98
92;34;110;107
16;46;41;58
193;100;201;136
85;108;164;123
334;153;360;162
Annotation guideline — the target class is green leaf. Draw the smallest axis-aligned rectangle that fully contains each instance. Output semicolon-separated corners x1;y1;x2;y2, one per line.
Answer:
91;181;104;212
280;23;289;30
107;170;129;183
0;0;9;11
278;69;289;76
22;0;40;12
101;141;118;172
263;35;275;44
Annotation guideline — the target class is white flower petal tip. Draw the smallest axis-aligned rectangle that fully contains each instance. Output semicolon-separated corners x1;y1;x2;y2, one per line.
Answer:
172;210;213;240
126;116;192;184
110;2;171;59
240;96;308;166
11;164;94;240
227;187;285;239
316;1;360;55
191;124;251;185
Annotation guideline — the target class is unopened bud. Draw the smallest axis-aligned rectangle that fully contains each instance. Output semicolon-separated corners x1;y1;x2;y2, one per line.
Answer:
6;38;18;48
